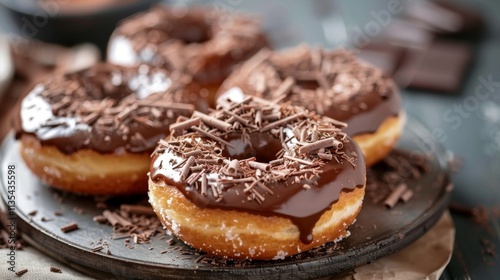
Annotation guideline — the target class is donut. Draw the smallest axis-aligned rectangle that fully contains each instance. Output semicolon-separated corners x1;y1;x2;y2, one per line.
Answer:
13;63;209;195
148;95;366;260
107;5;268;106
216;46;404;166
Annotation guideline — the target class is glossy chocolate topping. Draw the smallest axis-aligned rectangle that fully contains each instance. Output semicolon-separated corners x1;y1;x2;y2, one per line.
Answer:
108;5;268;85
217;46;401;136
150;95;365;244
13;63;209;154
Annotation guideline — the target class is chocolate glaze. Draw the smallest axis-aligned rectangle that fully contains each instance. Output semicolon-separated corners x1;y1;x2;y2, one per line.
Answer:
13;63;209;154
150;97;365;244
107;5;268;86
217;46;401;136
152;136;364;244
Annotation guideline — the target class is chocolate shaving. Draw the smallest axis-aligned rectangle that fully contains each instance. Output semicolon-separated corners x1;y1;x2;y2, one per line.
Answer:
299;137;342;154
384;183;408;209
60;222;78;233
91;245;104;252
283;155;314;166
322;116;348;128
201;173;208;196
260;112;304;132
317;152;333;160
255;110;263;127
193;111;232;131
191;126;233;147
120;205;156;216
103;210;120;227
50;266;62;273
227;159;242;175
248;161;271;172
93;215;107;223
400;189;414;203
180;156;195;180
170;118;201;132
272;77;295;100
15;269;28;277
141;102;194;113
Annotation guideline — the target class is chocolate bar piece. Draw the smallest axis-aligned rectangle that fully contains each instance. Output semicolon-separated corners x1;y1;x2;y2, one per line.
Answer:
405;0;485;39
405;40;471;93
382;19;434;49
357;41;404;75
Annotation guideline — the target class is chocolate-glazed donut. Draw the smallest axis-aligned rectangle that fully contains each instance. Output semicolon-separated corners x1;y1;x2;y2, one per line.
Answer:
107;5;268;106
217;46;404;166
13;63;209;195
148;95;366;260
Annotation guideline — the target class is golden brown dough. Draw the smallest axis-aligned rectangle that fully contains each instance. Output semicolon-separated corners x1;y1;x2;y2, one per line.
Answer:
149;178;365;260
20;135;150;195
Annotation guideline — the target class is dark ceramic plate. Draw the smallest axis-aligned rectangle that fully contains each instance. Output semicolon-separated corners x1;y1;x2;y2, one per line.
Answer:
0;115;451;279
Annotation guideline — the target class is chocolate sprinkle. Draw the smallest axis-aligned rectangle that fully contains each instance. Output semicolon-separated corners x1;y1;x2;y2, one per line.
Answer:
384;183;408;209
60;222;79;233
15;269;28;277
49;266;62;273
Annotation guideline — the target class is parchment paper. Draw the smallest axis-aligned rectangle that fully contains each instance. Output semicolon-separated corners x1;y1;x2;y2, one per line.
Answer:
330;211;455;280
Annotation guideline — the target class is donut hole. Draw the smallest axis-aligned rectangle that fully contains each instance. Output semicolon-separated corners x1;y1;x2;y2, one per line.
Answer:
222;132;282;163
162;16;212;44
299;80;321;90
77;71;134;101
173;24;211;44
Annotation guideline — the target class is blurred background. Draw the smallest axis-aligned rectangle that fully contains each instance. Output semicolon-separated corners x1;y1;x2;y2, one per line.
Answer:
0;0;499;278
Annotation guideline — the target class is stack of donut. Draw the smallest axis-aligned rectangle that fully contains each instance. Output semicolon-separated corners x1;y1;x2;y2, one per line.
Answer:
13;4;405;260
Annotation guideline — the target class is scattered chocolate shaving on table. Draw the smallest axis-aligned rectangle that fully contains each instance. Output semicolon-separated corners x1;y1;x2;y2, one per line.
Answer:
0;211;26;250
481;239;496;257
449;203;497;265
449;203;493;233
15;269;28;277
49;266;62;273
